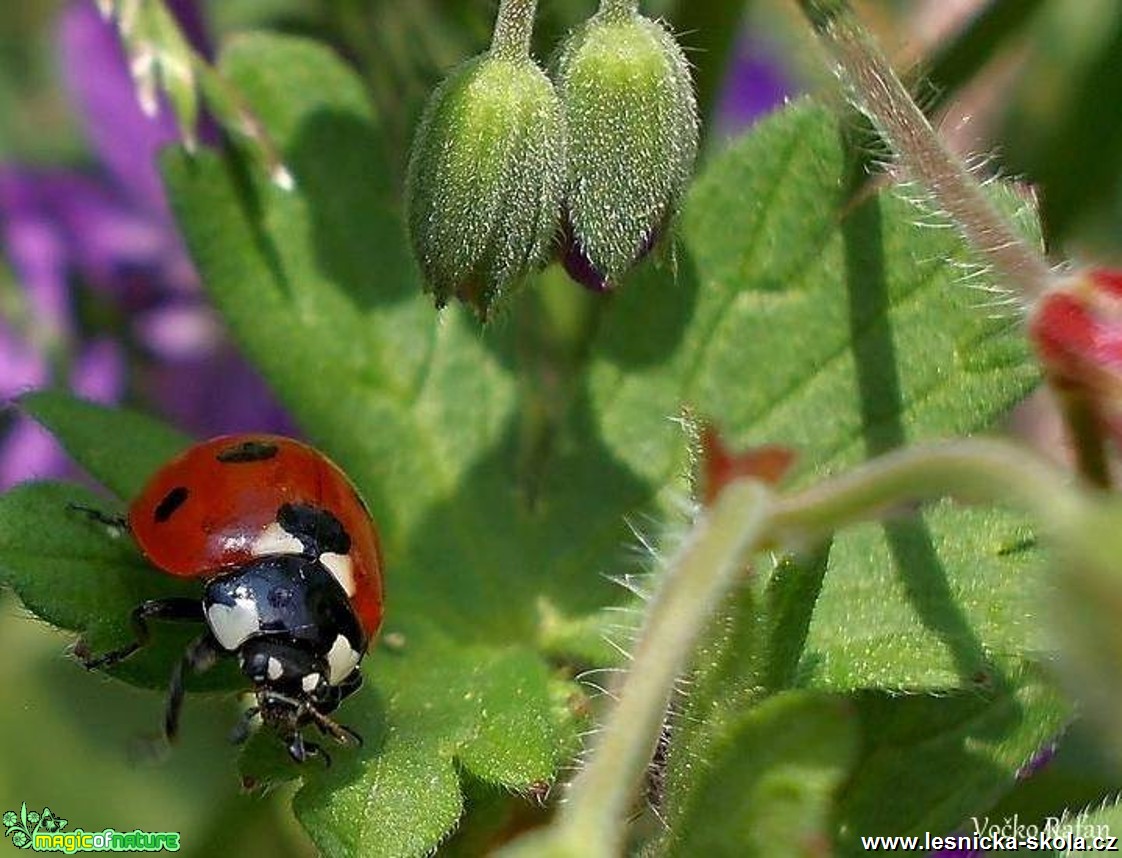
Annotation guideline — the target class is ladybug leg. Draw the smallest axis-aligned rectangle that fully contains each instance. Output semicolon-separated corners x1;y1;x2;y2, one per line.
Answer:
78;597;203;670
335;669;364;700
228;706;261;746
164;632;220;742
286;732;330;767
67;503;130;534
308;708;363;747
311;669;363;715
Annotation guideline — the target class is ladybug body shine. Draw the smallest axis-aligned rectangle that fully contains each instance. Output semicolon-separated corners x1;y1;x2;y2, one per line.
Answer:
80;435;384;764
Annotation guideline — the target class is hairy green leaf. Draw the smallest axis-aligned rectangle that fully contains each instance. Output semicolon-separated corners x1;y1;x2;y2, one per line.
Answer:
835;661;1069;855
616;103;1056;851
0;481;235;691
662;691;858;857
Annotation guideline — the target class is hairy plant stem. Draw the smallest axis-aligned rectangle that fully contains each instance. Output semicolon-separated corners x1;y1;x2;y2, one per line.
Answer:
559;479;772;854
491;0;538;60
501;439;1081;855
498;480;775;858
796;0;1054;301
771;439;1080;544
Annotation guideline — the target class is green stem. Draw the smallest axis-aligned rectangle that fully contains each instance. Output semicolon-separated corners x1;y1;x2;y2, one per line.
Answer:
770;438;1079;545
499;480;775;858
796;0;1054;300
491;0;538;61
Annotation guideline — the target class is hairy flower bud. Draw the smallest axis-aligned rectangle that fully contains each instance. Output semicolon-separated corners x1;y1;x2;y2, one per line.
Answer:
405;53;565;318
553;7;697;288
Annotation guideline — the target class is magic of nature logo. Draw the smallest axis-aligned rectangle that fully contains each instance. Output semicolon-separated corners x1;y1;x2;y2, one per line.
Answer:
3;804;180;852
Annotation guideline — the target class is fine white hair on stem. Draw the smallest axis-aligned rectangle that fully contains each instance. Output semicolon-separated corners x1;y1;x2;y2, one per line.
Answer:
604;572;654;601
801;0;1055;300
576;680;619;702
601;635;635;664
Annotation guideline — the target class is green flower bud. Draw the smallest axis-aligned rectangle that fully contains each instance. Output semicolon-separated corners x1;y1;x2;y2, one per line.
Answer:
406;53;566;318
553;6;698;287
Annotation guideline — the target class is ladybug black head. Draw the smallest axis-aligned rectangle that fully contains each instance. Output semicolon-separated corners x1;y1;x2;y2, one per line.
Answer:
235;636;364;763
239;637;333;703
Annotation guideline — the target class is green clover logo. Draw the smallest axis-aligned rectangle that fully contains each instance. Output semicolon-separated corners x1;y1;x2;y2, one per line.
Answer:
3;802;69;849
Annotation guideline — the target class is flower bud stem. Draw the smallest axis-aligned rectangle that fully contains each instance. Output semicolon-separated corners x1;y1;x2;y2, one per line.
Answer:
771;439;1078;545
1053;386;1112;489
796;0;1054;301
491;0;538;61
499;438;1081;855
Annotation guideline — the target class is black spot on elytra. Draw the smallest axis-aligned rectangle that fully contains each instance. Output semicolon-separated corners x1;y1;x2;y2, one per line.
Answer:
277;503;351;556
154;486;189;523
216;440;280;464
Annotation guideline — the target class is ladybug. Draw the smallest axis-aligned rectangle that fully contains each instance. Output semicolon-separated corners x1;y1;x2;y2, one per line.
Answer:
77;435;384;764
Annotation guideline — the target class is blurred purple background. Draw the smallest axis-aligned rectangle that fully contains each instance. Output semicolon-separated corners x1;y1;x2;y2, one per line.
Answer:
0;1;792;490
0;0;291;489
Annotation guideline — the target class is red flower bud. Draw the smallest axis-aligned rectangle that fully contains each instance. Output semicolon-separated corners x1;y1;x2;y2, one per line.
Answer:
1029;268;1122;443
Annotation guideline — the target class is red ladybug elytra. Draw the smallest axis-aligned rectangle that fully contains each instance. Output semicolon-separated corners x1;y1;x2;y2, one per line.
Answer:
79;434;384;764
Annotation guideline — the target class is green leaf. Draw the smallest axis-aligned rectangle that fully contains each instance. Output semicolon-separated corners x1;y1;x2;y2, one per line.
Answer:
19;390;190;500
160;34;611;854
589;102;1045;692
834;660;1070;855
289;633;566;857
236;627;573;855
589;100;1039;494
804;503;1047;689
1048;799;1122;855
662;691;858;858
0;482;236;691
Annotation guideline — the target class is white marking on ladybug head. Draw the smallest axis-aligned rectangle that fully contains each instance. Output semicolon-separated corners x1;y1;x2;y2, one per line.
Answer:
206;598;261;651
320;552;356;596
267;657;283;681
302;672;322;693
326;634;361;685
251;521;304;557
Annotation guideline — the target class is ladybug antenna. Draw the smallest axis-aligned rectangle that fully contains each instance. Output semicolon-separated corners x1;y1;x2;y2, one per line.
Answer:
258;689;363;754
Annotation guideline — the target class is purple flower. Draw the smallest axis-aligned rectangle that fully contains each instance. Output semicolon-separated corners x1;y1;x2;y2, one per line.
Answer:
0;0;292;489
714;35;794;136
1016;740;1057;780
